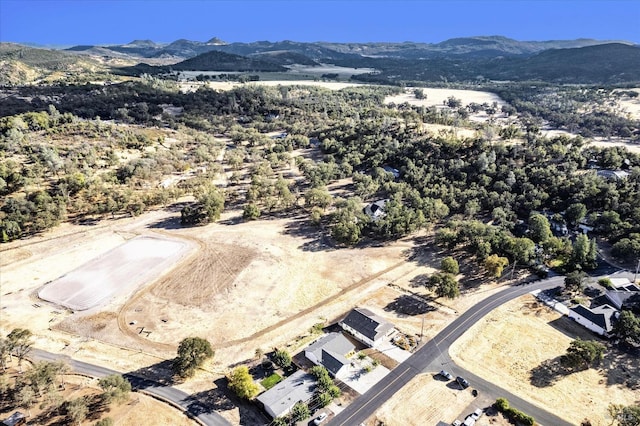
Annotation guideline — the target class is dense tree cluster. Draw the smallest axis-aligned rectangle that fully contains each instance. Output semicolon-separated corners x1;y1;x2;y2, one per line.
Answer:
1;81;639;261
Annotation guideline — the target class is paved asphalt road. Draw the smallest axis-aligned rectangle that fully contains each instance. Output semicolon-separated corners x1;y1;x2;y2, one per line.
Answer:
329;277;574;426
30;348;231;426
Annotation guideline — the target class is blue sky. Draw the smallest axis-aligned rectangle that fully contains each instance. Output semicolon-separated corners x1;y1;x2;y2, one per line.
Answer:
1;0;638;46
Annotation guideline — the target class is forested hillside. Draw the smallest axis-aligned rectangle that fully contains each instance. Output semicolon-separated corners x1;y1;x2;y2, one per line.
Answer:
1;80;639;268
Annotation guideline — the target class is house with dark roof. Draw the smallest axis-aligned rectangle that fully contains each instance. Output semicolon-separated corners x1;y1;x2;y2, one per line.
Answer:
568;304;618;337
256;370;317;419
363;199;389;221
304;332;355;378
339;307;395;348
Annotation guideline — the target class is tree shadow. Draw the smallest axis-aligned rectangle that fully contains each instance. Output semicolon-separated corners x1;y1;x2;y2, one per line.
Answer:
183;378;270;426
529;356;572;387
409;273;429;288
601;345;640;389
147;215;184;230
383;294;436;317
282;216;337;252
122;359;176;389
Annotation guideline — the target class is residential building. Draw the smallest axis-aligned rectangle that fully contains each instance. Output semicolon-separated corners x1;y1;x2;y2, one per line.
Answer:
363;199;389;221
256;370;317;419
305;332;355;378
568;304;618;337
339;307;395;348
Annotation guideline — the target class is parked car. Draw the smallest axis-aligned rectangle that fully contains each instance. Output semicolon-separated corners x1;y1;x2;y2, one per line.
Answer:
470;408;483;420
314;412;328;425
439;370;453;380
456;376;470;389
452;421;462;426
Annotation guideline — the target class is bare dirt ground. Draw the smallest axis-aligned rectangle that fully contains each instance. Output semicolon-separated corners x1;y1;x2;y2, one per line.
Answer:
449;294;640;426
384;87;507;109
179;80;364;92
613;88;640;120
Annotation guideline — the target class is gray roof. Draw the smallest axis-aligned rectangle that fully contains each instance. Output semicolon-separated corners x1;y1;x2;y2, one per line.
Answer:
257;370;316;419
2;412;25;426
341;307;394;342
570;304;617;332
305;333;354;376
306;333;354;360
604;290;638;310
321;349;350;376
597;170;630;180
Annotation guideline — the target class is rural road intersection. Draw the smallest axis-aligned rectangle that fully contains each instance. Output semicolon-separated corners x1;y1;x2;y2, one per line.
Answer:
32;272;628;426
329;276;573;426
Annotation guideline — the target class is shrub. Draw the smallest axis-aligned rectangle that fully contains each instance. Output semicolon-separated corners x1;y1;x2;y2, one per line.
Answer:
494;397;535;426
272;349;291;368
598;278;613;288
494;397;509;411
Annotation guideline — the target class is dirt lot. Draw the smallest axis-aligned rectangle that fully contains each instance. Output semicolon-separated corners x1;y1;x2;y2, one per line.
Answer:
384;87;507;109
449;294;640;426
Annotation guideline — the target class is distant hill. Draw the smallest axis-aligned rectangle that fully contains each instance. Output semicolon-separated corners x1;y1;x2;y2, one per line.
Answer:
0;43;106;85
61;35;635;63
486;43;640;83
249;50;318;66
6;36;640;84
169;50;287;72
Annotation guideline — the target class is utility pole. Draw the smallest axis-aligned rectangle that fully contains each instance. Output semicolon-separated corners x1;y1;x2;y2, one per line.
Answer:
419;313;425;345
634;258;640;284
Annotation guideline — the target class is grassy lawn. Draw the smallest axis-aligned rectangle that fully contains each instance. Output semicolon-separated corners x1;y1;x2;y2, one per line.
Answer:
261;373;283;390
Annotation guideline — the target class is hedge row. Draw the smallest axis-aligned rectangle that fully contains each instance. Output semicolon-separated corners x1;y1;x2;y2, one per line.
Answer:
494;398;535;426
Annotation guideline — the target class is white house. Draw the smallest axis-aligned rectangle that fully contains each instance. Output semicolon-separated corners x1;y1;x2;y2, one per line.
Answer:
304;332;355;378
339;307;395;348
256;370;316;419
363;199;390;221
568;304;618;337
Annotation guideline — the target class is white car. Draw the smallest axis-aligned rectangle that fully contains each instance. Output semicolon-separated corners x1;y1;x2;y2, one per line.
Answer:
314;412;328;425
471;408;483;420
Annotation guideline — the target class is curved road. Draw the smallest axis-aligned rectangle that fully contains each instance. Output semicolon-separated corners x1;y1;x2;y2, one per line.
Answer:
329;276;573;426
29;349;231;426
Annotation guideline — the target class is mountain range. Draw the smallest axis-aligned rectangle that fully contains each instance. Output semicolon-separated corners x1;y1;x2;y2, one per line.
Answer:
1;36;639;85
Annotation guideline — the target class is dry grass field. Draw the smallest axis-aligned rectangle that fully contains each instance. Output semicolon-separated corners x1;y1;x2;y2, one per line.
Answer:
0;366;196;426
449;294;640;426
370;372;512;426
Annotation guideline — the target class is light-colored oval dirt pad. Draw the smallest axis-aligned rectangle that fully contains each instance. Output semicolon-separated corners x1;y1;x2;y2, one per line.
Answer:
38;235;191;311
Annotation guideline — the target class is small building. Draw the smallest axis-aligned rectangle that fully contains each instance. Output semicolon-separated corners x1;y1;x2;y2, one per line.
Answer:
2;412;26;426
256;370;317;419
597;169;630;181
363;199;389;221
568;304;618;337
340;307;395;348
382;165;400;179
305;332;355;378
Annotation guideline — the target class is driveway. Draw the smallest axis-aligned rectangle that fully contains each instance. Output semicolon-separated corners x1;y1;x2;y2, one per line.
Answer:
339;359;390;395
375;338;412;363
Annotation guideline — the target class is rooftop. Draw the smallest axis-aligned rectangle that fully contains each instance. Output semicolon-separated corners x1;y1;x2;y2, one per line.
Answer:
341;307;394;342
256;370;317;419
